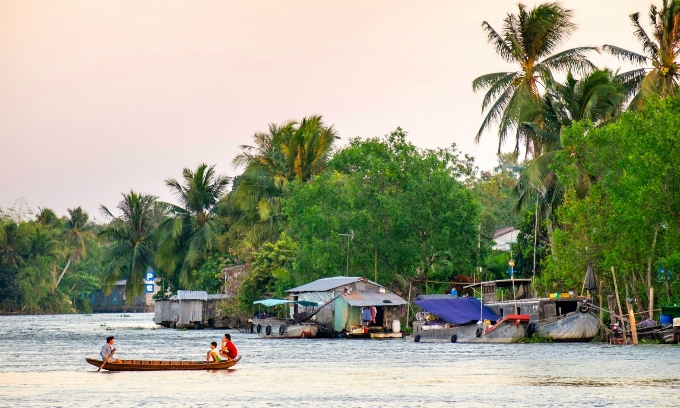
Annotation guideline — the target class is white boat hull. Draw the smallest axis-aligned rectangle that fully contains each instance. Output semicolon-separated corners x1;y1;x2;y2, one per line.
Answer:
536;310;600;342
253;319;319;338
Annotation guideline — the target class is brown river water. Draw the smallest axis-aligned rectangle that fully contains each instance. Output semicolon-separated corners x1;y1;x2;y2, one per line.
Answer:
0;313;678;407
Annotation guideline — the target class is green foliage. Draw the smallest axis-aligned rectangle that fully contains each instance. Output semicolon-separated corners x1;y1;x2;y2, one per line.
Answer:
156;164;230;290
188;253;238;293
284;129;480;294
516;335;552;343
546;95;680;303
236;234;297;311
230;115;339;246
99;191;161;300
473;1;595;155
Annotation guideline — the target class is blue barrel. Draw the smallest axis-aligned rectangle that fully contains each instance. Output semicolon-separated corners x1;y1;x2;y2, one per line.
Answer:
660;314;673;324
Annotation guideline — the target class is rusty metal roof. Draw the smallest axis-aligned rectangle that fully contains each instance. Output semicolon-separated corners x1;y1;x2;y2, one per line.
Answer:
342;291;407;307
286;276;380;293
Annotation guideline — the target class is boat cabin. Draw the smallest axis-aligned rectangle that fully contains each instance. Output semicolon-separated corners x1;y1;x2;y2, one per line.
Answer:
286;276;407;337
465;279;587;321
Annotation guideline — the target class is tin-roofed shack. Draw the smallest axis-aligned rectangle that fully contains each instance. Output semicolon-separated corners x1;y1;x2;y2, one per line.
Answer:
154;290;230;329
286;276;407;338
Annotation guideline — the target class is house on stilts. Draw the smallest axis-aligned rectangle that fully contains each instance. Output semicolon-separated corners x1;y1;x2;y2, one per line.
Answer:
286;276;407;338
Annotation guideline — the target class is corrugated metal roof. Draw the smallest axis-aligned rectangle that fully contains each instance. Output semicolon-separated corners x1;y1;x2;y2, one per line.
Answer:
207;294;227;300
177;290;208;300
342;291;407;307
492;227;518;239
287;276;380;293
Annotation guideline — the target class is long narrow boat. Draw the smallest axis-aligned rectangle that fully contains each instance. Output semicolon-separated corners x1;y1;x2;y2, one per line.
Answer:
85;356;241;371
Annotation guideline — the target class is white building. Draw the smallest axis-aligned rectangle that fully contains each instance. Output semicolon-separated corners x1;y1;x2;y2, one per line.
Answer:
492;227;519;251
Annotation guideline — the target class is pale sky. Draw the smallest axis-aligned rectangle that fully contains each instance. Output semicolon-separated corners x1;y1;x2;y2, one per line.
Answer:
0;0;645;219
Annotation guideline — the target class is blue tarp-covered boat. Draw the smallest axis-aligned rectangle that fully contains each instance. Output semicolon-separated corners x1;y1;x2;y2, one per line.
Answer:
413;297;499;325
407;296;530;343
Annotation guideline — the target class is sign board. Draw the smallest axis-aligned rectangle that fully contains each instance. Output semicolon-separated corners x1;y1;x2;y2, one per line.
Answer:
146;270;155;281
145;283;155;293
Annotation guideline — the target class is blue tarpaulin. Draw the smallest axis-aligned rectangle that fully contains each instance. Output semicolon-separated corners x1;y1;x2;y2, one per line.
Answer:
414;297;499;325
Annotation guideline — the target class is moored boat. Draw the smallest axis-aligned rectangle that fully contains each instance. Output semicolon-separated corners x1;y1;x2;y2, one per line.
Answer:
251;299;320;338
405;296;530;343
465;279;601;342
85;356;241;371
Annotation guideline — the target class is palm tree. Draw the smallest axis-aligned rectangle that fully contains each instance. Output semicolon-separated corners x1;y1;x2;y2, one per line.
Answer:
36;207;60;228
514;69;627;247
156;164;230;288
0;222;27;270
603;0;680;107
231;115;338;243
55;207;95;289
99;191;160;298
473;2;596;157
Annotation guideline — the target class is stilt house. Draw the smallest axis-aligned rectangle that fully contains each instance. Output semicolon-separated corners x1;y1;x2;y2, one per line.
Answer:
287;276;407;336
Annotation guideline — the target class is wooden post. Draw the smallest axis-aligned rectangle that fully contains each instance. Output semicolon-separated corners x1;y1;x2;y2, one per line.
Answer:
649;287;654;321
374;249;378;284
599;281;604;340
626;298;638;345
406;283;412;328
611;266;628;343
607;295;616;324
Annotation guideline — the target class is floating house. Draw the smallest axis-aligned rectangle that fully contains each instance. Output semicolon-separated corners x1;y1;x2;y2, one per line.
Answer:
286;276;407;338
154;290;229;329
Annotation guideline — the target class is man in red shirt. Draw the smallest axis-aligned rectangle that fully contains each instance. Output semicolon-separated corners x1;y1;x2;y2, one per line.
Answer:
220;333;238;360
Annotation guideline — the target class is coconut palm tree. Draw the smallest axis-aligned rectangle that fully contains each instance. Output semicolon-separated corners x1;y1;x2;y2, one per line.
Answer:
99;191;161;298
514;69;627;247
55;207;95;289
156;164;230;288
473;1;596;157
231;115;338;244
603;0;680;108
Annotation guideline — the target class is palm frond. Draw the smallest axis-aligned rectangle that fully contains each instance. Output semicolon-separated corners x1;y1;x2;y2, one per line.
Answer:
602;44;649;65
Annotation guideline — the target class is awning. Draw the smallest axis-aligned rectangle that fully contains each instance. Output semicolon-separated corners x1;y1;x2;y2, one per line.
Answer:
414;297;499;325
253;299;318;307
342;292;407;307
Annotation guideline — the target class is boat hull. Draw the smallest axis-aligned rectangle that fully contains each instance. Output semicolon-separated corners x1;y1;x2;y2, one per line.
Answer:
252;319;319;338
536;310;600;342
406;315;528;344
85;356;241;371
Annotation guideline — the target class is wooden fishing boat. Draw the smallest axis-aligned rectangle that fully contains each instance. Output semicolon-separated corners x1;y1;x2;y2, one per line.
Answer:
466;279;601;342
406;296;531;343
85;356;241;371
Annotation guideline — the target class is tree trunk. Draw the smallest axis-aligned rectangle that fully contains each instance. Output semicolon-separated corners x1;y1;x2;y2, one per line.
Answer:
646;225;659;294
54;258;71;290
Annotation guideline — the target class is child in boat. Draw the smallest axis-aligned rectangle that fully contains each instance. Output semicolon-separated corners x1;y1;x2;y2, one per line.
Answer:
220;333;238;360
101;336;122;363
206;342;224;363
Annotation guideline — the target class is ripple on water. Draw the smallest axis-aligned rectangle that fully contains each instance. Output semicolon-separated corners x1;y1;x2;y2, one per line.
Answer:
0;313;679;407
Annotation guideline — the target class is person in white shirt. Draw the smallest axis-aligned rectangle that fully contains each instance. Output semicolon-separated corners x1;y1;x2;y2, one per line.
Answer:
100;336;121;363
206;341;223;363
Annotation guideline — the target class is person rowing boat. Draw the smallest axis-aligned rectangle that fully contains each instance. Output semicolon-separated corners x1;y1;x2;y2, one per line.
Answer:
101;336;122;364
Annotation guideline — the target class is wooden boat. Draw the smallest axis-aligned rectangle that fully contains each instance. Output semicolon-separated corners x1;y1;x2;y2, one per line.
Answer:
85;356;241;371
406;296;530;343
466;279;601;342
252;318;319;338
251;299;320;339
407;314;530;343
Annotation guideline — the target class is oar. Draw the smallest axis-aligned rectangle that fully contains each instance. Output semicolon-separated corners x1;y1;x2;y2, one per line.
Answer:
98;350;114;372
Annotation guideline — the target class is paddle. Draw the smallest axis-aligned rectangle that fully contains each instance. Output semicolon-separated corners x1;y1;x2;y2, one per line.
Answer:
98;349;115;372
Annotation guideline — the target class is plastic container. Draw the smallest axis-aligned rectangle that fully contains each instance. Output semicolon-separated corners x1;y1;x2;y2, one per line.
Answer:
674;318;680;328
392;319;401;333
660;314;673;324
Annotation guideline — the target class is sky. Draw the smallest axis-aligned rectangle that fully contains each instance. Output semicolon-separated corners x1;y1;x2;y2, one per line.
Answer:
0;0;646;220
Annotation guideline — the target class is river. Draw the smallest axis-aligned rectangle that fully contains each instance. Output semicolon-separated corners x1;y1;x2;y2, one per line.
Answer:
0;313;678;407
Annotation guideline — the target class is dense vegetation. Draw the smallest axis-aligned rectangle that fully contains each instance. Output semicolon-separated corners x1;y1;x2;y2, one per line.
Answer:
2;1;680;315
